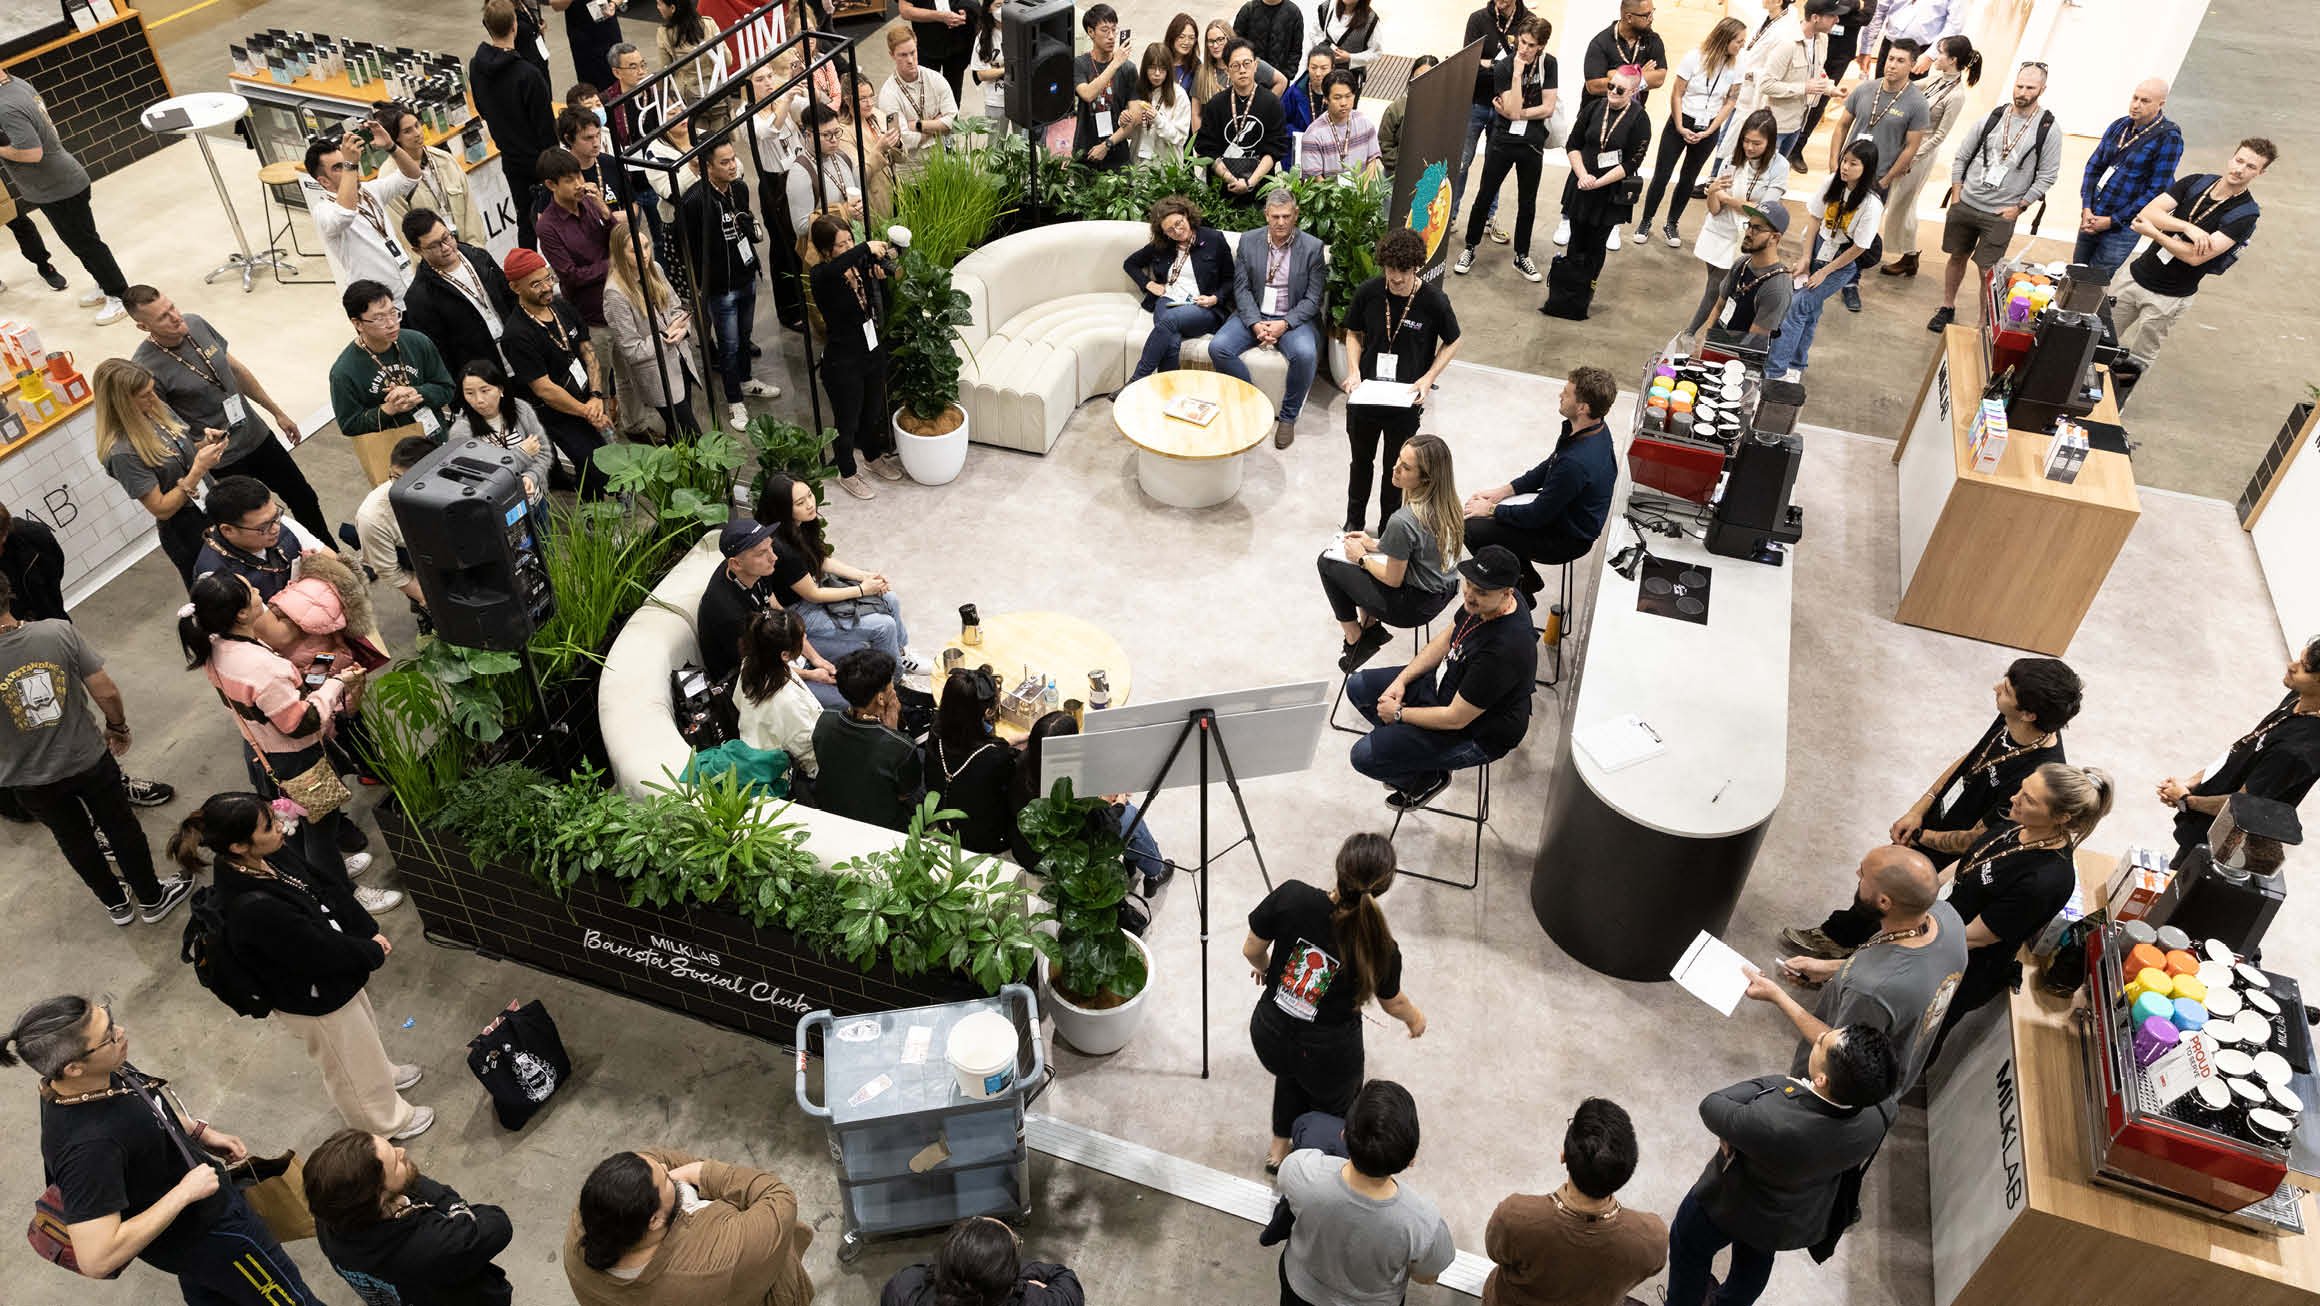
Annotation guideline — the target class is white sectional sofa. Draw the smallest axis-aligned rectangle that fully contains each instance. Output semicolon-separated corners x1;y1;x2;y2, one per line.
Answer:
949;220;1292;454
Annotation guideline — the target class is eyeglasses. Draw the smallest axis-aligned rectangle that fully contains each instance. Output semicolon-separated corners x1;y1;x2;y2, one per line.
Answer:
229;510;284;534
80;1004;122;1062
359;307;403;326
328;161;359;172
419;232;459;253
2020;62;2048;71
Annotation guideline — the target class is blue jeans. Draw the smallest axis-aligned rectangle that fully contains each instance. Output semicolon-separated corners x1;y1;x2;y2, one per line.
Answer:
1775;129;1803;158
797;592;910;666
1765;257;1861;377
1133;303;1228;381
1665;1189;1777;1306
1209;316;1319;422
2072;224;2140;283
1449;102;1501;230
175;1188;327;1305
707;283;758;399
1345;666;1496;791
1119;800;1168;884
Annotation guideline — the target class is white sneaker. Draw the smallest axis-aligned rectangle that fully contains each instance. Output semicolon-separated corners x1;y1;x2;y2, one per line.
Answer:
343;852;374;880
837;473;876;500
897;652;926;674
93;296;127;324
1552;218;1570;246
869;453;905;481
740;379;781;399
727;401;750;430
1607;226;1623;253
388;1106;436;1141
77;290;106;307
355;885;404;913
392;1062;424;1090
1780;368;1804;383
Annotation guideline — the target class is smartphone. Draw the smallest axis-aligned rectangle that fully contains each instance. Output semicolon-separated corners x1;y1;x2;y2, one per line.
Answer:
1118;27;1132;47
303;653;336;690
667;309;690;334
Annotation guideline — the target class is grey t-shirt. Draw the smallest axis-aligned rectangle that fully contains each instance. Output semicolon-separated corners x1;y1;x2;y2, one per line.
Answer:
1841;81;1929;178
0;74;89;204
102;423;205;504
1789;899;1968;1093
1715;261;1794;335
1379;507;1452;594
132;316;268;460
0;619;106;787
1279;1149;1456;1306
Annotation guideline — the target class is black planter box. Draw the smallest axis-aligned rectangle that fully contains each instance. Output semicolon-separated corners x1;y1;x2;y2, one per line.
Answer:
377;803;983;1048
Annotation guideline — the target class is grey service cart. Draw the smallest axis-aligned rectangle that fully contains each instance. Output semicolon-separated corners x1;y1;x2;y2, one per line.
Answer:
795;983;1048;1262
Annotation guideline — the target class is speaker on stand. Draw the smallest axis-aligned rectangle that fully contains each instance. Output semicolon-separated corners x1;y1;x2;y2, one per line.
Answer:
1001;0;1075;214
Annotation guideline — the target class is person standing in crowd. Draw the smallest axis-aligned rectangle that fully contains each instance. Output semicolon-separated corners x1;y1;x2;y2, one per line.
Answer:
1554;67;1650;290
1197;38;1291;197
0;65;130;323
922;670;1017;854
900;0;985;101
1764;139;1881;382
1634;18;1745;250
306;1128;514;1306
1679;110;1790;342
1453;16;1555;282
1196;21;1291;104
401;207;517;378
170;791;427;1138
1074;6;1138;173
1233;0;1306;81
656;0;730;136
191;476;307;602
807;218;900;498
1452;0;1528;245
1876;0;1963;72
680;136;782;431
1126;43;1197;164
760;469;915;669
1275;1080;1454;1305
1681;203;1793;354
1212;188;1324;449
1753;0;1837;161
552;103;627;214
1283;49;1335;136
329;280;458;480
306;119;423;305
93;359;224;586
2159;635;2320;863
1751;846;1966;1097
1877;35;1977;281
0;501;63;623
536;146;628;327
501;248;613;498
1316;0;1382;91
1124;195;1233;383
1339;231;1461;531
1784;0;1867;173
1325;437;1462;672
3;996;325;1303
2109;138;2273;378
0;170;71;292
1784;656;2077;960
1664;1025;1899;1306
1925;63;2059;332
1378;54;1439;182
1825;42;1927;307
355;435;453;615
379;102;482;243
2073;79;2180;283
745;58;812;331
125;286;327;545
1483;1098;1668;1306
1345;545;1537;811
603;224;702;443
552;0;629;96
1564;0;1667;253
787;103;868;243
883;1217;1083;1306
0;579;189;924
737;608;823;782
1463;367;1618;598
814;648;925;831
1244;833;1423;1171
880;22;961;174
509;0;553;86
474;1;560;251
566;1147;813;1306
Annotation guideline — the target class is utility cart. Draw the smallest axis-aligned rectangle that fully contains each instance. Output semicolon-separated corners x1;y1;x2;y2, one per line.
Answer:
795;984;1046;1262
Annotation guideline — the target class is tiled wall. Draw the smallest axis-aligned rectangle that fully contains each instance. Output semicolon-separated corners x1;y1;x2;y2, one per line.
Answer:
0;407;161;606
4;13;179;183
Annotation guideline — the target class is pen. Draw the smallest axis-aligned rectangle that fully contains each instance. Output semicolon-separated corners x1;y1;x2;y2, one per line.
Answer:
1711;779;1731;803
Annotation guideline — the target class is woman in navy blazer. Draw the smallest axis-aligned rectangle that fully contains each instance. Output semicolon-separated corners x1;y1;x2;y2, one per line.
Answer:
1122;195;1236;382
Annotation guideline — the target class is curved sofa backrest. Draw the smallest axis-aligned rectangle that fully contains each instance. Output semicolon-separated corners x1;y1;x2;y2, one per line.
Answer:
953;219;1151;345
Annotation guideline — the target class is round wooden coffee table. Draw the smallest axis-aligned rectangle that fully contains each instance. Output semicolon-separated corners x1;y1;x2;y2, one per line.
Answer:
934;611;1133;741
1113;370;1273;508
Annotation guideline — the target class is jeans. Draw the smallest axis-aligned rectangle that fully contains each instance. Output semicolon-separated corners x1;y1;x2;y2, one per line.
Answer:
1344;407;1420;530
1463;142;1543;256
2071;224;2141;283
11;752;163;909
1319;554;1453;628
1209;317;1319;422
707;284;759;401
1639;114;1721;230
798;592;910;666
219;434;330;545
29;186;126;298
1775;129;1803;159
174;1187;327;1305
1666;1189;1778;1306
1249;999;1365;1138
1766;257;1861;376
1118;801;1168;884
1449;102;1501;231
822;352;892;477
1345;666;1497;791
1133;303;1228;381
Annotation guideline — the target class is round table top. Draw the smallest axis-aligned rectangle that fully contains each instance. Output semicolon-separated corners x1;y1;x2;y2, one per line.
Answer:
1113;370;1272;462
142;92;250;134
257;160;305;185
934;611;1133;742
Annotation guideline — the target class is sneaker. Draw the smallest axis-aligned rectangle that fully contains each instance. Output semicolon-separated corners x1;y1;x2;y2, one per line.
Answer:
869;453;905;481
1453;247;1475;275
1779;368;1803;383
1273;418;1295;450
77;290;106;307
1337;623;1394;672
392;1063;424;1090
1787;152;1809;177
727;401;750;429
137;875;194;924
1632;224;1651;247
38;263;65;291
1513;254;1540;282
121;775;175;807
343;852;375;880
94;296;127;325
388;1106;437;1141
1552;218;1570;246
1778;925;1855;961
354;884;404;913
1841;283;1862;313
740;378;781;399
1487;221;1510;245
837;473;876;500
1384;773;1451;812
897;652;926;675
107;900;136;927
1663;224;1682;248
1926;305;1956;333
1606;226;1622;253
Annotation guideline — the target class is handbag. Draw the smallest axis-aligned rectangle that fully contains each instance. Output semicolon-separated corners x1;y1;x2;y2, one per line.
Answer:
230;698;353;822
819;589;893;630
230;1152;315;1243
467;1000;572;1130
28;1184;118;1277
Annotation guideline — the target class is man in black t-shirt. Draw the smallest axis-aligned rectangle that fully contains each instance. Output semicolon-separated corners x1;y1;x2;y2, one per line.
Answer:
2110;138;2273;376
499;247;608;498
1454;17;1557;278
1453;0;1531;241
1338;230;1462;532
1196;40;1291;192
900;0;985;100
697;518;783;685
1073;5;1138;173
1345;546;1538;809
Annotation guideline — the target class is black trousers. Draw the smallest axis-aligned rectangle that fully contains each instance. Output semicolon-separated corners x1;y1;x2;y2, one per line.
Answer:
654;400;703;445
7;212;52;269
1343;405;1420;531
156;505;214;590
1464;514;1575;595
1318;554;1453;629
1249;1000;1365;1139
1566;218;1616;283
1464;142;1544;256
760;175;806;330
12;752;163;909
1791;33;1860;156
935;49;971;102
29;187;126;298
541;414;609;499
505;160;540;251
1638;114;1720;229
219;436;330;545
823;352;892;477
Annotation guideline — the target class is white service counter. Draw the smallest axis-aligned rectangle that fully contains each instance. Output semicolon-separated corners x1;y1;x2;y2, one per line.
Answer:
0;404;163;606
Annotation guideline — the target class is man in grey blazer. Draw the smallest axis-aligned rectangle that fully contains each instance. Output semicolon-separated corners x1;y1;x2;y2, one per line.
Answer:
1664;1024;1898;1306
1209;187;1326;448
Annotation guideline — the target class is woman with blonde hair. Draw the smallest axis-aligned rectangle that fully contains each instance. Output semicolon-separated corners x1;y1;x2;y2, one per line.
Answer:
93;358;226;587
1321;434;1463;671
1195;18;1286;102
602;222;703;441
1635;16;1748;246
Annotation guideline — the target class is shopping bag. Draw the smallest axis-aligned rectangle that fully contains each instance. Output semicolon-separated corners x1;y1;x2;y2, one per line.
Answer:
467;1000;572;1129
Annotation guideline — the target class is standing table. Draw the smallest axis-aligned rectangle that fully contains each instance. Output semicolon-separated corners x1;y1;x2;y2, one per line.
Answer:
138;92;290;292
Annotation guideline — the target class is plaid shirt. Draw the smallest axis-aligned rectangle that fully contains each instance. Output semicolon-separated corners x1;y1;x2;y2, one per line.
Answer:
2080;113;2183;222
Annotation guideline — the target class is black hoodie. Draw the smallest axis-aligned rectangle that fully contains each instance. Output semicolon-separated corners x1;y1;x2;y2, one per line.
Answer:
469;41;557;188
318;1174;515;1306
217;843;383;1016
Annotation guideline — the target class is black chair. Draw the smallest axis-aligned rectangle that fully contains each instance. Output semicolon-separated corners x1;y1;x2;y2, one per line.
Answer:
1388;758;1489;890
1328;620;1433;736
1536;560;1575;688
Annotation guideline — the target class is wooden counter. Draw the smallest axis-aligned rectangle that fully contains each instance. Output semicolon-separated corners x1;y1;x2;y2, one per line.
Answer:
1892;327;2141;655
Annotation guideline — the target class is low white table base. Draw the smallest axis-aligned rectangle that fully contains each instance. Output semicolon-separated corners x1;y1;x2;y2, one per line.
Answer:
1136;448;1246;508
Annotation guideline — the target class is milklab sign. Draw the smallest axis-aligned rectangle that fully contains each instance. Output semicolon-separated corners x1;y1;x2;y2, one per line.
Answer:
700;0;797;79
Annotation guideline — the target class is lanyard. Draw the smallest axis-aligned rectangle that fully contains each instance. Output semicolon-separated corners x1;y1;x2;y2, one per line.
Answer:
1165;246;1191;285
2105;115;2164;164
526;305;572;354
2231;702;2305;757
1730;261;1778;301
1229;88;1255;138
1597;102;1631;152
160;337;228;392
366;341;413;388
1924;74;1961;121
440;256;491;316
2185;179;2239;228
1957;827;2062;887
418;157;453;214
1266;239;1292;286
1613;28;1642;67
1963;726;2054;788
1989;110;2031;167
1327;112;1352;161
900;72;929;122
1448;606;1506;660
1381;286;1413;346
843;264;871;319
1860;86;1903;132
355;189;399;253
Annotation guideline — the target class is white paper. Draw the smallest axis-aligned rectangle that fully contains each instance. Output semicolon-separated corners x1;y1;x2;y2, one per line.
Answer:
1499;492;1538;507
1670;931;1753;1016
1574;713;1664;772
1348;379;1413;408
1319;532;1380;562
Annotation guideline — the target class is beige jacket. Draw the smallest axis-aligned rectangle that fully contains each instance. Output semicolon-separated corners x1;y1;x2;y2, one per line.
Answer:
1751;13;1827;133
564;1149;814;1306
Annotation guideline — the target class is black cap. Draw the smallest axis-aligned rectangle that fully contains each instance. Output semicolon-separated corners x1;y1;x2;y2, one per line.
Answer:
1457;544;1524;591
719;518;774;557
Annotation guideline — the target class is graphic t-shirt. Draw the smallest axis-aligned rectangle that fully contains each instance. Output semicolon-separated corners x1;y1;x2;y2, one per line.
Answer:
1346;278;1460;400
0;618;105;787
1250;880;1400;1025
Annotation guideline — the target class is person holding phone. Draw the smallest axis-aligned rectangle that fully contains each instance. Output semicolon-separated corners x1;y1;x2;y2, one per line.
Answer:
92;358;227;588
602;223;703;442
304;119;423;306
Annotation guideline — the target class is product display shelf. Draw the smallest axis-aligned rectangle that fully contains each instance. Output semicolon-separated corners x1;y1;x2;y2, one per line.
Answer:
0;397;93;462
227;68;478;147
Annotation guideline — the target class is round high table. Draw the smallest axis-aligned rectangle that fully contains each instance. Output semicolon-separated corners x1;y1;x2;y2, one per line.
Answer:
139;92;292;293
935;611;1132;741
1113;370;1272;508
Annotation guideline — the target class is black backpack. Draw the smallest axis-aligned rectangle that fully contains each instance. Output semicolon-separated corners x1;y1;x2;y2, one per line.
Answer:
672;662;740;750
179;885;275;1019
1961;107;2057;232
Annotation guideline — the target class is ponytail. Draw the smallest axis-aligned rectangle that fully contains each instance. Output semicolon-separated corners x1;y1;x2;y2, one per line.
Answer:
1329;832;1399;1007
2038;762;2114;845
170;792;271;876
1939;34;1982;87
179;571;249;669
0;996;96;1079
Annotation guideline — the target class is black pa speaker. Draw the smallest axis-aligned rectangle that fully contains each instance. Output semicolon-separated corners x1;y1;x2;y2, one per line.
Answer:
389;439;555;652
1003;0;1076;129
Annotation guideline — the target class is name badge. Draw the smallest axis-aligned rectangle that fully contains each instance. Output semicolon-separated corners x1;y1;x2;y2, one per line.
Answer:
1597;150;1621;169
1719;297;1738;326
1224;141;1248;159
1266;286;1287;314
1817;233;1838;261
1832;23;1845;35
2096;165;2116;190
533;35;552;66
863;321;880;351
414;406;440;436
1375;355;1398;381
1981;162;2008;188
389;241;411;272
1094;111;1113;137
567;358;588;390
2154;248;2173;264
1512;118;1532;137
223;393;251;428
737;237;757;268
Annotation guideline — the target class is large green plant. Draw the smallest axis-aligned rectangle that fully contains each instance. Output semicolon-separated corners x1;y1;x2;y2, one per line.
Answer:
886;244;975;433
893;143;1012;267
744;415;838;507
1018;778;1146;1005
358;662;473;824
1288;168;1390;330
833;795;1053;991
594;428;748;533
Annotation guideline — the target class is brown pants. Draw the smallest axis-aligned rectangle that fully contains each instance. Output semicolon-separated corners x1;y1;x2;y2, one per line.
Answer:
274;989;415;1136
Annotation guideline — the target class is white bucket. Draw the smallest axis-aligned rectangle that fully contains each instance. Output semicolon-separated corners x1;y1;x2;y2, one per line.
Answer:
945;1011;1017;1100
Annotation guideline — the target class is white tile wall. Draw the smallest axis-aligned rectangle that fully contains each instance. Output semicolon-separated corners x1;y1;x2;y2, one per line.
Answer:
0;408;160;608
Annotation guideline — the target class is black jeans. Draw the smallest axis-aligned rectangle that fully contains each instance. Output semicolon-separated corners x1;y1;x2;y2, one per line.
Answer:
1464;142;1544;256
823;352;892;477
1566;218;1617;284
219;435;329;545
29;187;126;297
1344;406;1420;531
760;175;806;330
1464;512;1577;595
1250;1000;1365;1139
541;414;609;499
12;752;164;909
1319;554;1453;628
8;212;52;269
505;161;540;252
655;400;703;445
1638;114;1721;229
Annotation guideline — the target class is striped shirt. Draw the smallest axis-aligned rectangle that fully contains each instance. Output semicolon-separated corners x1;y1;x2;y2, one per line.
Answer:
1298;109;1380;180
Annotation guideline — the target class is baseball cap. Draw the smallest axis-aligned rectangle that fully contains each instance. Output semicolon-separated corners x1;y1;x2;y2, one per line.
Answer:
1742;202;1789;235
1457;545;1525;591
719;518;774;557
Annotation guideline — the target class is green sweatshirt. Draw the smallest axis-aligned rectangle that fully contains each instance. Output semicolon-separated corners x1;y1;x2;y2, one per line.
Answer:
329;327;455;436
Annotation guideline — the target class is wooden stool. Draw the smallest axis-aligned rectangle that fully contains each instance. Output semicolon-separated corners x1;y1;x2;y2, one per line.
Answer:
256;159;325;282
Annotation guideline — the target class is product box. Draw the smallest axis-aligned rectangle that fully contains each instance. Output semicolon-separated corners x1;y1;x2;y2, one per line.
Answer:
2145;1029;2218;1107
2106;845;2173;922
2032;881;2092;957
1969;400;2009;473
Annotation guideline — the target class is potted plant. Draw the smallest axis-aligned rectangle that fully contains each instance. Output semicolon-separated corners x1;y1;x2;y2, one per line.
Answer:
745;415;839;509
1290;170;1388;384
1017;778;1152;1055
885;231;977;485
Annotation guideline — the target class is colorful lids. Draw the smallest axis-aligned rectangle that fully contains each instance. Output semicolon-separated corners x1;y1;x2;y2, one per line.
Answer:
2155;925;2192;952
2163;949;2201;977
2127;943;2169;975
2132;992;2177;1026
2172;998;2209;1030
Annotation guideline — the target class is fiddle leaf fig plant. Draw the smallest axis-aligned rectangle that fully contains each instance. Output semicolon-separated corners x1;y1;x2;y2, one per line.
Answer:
1019;778;1147;1006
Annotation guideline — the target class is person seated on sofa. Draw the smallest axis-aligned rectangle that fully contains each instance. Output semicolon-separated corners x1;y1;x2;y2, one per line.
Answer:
696;518;843;705
813;648;925;832
1195;38;1290;198
757;470;919;673
922;667;1018;856
1123;194;1235;384
1005;711;1172;896
1211;187;1326;450
737;607;822;783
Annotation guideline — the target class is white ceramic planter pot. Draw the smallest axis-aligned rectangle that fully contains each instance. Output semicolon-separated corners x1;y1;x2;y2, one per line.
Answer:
893;405;970;485
1039;931;1154;1056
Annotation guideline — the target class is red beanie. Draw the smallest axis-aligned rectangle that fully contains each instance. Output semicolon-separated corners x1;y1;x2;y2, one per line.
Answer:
502;247;549;282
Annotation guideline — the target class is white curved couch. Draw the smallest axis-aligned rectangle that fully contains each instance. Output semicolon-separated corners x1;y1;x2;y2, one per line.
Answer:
950;220;1292;454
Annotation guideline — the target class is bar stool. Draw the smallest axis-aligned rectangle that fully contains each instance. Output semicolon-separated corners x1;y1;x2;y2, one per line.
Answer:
1388;759;1489;890
255;160;328;284
1328;620;1434;736
1536;561;1576;688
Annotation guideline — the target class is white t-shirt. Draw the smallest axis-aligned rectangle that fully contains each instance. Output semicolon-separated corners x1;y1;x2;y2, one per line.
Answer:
1677;50;1742;124
1159;245;1202;303
968;37;1006;119
1816;190;1886;261
312;170;421;303
878;68;960;166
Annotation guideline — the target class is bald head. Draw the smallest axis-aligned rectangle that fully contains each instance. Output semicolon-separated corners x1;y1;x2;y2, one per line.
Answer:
2127;78;2169;125
1859;845;1938;920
